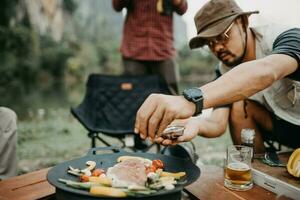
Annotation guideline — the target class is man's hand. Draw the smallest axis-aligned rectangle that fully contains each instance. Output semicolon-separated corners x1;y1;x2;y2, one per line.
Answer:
134;94;195;140
154;118;201;146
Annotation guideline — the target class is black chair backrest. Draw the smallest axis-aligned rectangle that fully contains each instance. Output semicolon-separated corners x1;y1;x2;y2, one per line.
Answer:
71;74;172;136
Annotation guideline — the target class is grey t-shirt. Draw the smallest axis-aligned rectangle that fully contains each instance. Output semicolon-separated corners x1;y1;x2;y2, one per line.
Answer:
271;28;300;81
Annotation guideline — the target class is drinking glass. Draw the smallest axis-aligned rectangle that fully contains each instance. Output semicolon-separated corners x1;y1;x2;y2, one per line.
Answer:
224;145;253;191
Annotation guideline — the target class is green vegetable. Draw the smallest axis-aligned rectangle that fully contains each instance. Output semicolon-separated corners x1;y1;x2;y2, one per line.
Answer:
58;178;99;190
125;189;157;196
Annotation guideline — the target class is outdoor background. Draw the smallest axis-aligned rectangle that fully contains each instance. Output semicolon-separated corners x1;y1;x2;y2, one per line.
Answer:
1;0;299;174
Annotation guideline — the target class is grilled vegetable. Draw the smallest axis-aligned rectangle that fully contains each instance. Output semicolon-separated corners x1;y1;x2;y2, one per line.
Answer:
80;175;90;182
146;165;157;174
79;176;112;186
148;181;164;190
68;170;81;177
287;148;300;178
117;156;152;166
127;185;148;191
125;188;157;196
90;186;127;197
59;179;97;190
152;159;164;169
147;172;159;183
160;171;186;179
81;161;96;176
88;176;112;186
92;169;105;177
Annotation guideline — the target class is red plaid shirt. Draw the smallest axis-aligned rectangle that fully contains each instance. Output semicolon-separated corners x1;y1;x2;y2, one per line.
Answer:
113;0;187;61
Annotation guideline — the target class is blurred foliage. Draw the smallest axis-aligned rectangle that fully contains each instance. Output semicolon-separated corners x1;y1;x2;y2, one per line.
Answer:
0;0;19;27
178;46;217;76
0;0;121;116
63;0;77;13
177;46;218;88
0;25;76;115
0;26;39;110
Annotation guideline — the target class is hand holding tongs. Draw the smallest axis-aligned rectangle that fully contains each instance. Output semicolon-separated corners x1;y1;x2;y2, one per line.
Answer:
161;125;185;140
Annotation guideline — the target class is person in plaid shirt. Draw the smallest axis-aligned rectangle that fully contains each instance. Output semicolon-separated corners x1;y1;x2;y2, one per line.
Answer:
112;0;187;94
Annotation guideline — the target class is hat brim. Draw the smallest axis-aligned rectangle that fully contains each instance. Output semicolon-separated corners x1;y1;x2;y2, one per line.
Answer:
189;11;259;49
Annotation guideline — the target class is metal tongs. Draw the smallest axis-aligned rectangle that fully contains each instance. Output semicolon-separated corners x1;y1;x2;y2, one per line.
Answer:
161;125;185;140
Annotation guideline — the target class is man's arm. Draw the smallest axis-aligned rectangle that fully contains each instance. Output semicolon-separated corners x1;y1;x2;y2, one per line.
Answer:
197;107;230;138
201;54;298;109
112;0;130;12
135;54;298;139
172;0;187;15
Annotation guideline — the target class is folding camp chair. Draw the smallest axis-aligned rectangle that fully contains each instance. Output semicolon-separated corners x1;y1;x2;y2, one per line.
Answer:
71;74;172;152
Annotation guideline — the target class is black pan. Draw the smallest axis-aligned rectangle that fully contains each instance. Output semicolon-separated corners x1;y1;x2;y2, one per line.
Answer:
47;147;200;199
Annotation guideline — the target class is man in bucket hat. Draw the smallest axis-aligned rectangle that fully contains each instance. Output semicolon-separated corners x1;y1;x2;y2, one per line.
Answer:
134;0;300;152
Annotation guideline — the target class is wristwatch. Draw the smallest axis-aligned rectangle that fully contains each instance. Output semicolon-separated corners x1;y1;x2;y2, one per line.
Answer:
182;87;204;116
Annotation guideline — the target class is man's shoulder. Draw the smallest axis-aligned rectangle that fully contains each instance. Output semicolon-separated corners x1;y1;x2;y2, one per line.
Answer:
251;24;298;52
251;24;294;37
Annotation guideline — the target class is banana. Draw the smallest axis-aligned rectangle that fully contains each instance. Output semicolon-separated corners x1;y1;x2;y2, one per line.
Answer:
156;0;164;14
287;148;300;178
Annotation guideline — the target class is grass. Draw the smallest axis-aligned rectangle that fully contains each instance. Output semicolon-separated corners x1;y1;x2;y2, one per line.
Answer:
17;108;232;174
18;108;90;173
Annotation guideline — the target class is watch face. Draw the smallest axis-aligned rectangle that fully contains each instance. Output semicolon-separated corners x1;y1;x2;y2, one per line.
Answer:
183;87;204;116
186;88;203;101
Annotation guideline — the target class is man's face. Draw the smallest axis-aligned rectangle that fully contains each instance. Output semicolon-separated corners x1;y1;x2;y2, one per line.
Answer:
206;20;246;67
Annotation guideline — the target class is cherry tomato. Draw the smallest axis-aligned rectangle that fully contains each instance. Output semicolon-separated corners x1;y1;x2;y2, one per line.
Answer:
92;169;105;177
152;159;164;169
146;165;157;174
80;174;90;182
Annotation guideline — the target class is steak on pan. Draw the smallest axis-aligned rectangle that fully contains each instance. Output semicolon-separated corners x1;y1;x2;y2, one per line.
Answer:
106;158;147;188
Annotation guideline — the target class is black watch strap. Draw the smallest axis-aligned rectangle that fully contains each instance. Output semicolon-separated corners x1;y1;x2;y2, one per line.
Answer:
194;98;203;116
182;87;204;116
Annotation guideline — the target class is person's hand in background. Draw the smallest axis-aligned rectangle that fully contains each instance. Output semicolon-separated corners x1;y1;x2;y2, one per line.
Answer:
154;107;231;146
154;117;202;146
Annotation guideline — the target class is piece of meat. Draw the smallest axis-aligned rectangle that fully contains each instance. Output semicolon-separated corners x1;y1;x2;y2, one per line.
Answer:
106;158;147;188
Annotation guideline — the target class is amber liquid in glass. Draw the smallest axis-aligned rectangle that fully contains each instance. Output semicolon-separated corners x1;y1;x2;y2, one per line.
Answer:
225;162;252;185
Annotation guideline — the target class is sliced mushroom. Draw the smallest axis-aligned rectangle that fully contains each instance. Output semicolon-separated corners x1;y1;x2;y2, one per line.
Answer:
81;161;96;176
67;170;81;177
82;170;92;176
69;166;80;172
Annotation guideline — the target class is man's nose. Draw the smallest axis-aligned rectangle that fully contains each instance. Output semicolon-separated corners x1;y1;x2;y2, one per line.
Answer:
212;43;225;53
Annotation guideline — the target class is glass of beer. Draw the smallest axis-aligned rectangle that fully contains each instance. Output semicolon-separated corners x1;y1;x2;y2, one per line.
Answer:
224;145;253;191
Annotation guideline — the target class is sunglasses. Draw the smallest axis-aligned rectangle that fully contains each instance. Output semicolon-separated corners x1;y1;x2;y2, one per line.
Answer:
206;22;234;47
